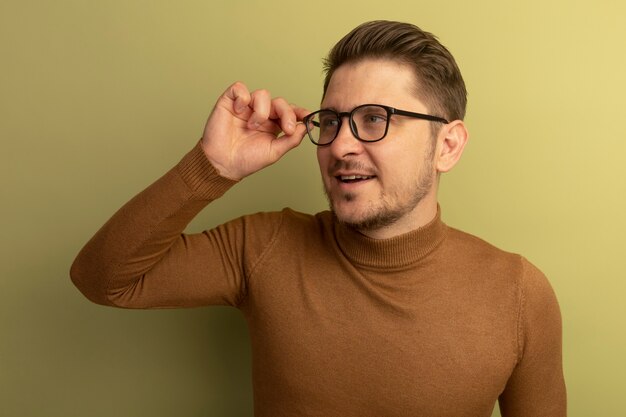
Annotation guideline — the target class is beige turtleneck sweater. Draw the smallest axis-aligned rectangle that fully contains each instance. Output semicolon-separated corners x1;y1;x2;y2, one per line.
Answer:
71;143;566;416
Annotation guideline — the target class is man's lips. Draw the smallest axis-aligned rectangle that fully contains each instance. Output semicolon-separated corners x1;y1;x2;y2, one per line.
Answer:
328;160;377;185
331;171;377;185
336;174;376;183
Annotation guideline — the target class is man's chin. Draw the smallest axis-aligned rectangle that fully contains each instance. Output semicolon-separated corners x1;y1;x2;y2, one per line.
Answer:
332;205;401;232
324;189;398;231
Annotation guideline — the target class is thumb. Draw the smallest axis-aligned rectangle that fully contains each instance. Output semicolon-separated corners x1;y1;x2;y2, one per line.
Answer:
269;122;308;161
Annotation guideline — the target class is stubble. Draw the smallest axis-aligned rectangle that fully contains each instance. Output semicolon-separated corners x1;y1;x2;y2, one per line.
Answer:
324;143;436;233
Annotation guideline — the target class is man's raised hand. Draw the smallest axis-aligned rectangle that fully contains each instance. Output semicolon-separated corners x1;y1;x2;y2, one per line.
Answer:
200;82;310;180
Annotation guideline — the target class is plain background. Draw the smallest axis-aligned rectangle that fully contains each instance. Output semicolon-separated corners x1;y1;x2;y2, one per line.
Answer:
2;0;625;416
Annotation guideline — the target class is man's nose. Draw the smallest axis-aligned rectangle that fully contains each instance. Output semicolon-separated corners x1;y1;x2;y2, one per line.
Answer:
329;118;363;158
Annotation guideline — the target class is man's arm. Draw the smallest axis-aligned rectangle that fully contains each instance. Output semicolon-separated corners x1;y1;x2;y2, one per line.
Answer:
498;258;567;416
70;82;309;308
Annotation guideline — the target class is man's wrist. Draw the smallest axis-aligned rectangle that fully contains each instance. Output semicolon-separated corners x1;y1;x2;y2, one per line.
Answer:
176;140;239;200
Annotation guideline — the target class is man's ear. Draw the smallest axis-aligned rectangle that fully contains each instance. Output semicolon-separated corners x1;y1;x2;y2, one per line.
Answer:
436;120;469;173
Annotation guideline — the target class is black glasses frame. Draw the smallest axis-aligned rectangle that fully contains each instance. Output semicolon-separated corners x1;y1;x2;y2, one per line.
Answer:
303;104;449;146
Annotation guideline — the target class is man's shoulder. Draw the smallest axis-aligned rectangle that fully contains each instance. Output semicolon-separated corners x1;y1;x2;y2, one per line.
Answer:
234;208;334;239
443;225;531;275
443;224;552;290
445;225;516;256
240;208;332;226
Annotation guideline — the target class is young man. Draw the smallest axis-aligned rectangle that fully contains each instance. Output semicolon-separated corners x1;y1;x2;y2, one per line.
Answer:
71;21;566;416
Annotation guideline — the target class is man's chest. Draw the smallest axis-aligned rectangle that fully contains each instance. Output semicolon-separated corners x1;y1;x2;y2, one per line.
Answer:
242;256;519;416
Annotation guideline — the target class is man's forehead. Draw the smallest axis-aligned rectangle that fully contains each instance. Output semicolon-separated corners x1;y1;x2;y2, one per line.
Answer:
320;59;424;111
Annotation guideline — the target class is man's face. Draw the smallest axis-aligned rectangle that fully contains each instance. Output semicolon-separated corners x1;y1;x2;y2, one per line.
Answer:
316;59;441;234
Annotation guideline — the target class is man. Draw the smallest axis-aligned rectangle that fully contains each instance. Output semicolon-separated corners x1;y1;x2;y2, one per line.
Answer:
71;20;566;416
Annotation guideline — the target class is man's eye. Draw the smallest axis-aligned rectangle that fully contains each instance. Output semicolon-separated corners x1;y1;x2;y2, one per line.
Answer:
364;114;386;123
320;118;339;127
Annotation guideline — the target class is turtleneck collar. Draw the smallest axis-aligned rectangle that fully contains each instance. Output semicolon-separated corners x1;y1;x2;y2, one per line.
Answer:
333;206;448;270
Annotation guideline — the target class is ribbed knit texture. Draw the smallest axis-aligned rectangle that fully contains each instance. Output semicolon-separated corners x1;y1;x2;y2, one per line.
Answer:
335;210;447;269
176;139;238;199
71;142;566;416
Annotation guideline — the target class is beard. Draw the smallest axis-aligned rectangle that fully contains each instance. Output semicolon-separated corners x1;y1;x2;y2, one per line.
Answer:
324;144;436;233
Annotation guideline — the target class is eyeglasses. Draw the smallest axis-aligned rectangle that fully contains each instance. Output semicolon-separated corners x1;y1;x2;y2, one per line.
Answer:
303;104;449;146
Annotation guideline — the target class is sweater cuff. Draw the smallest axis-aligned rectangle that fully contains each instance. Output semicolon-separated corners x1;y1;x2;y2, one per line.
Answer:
176;140;239;200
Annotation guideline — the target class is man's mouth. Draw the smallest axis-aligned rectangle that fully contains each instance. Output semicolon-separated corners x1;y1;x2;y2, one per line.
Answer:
337;175;376;183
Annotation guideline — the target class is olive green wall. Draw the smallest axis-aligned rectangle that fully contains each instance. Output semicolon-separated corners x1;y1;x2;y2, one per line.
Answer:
2;1;624;416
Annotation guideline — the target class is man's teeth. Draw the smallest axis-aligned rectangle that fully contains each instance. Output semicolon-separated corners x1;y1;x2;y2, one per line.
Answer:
340;175;373;180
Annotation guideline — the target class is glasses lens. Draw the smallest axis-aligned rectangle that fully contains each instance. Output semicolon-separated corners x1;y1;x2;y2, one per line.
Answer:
352;105;388;141
306;110;339;145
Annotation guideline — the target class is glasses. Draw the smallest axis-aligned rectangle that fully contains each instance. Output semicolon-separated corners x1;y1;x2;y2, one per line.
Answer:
303;104;449;146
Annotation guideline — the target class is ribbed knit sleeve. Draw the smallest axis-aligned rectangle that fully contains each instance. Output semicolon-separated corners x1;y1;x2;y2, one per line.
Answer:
498;257;566;416
70;141;252;308
176;141;236;199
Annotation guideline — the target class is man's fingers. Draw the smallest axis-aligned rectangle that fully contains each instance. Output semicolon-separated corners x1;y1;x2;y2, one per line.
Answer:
292;105;312;122
248;89;272;129
222;82;309;137
271;122;308;159
225;82;251;114
269;100;312;136
271;97;297;135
